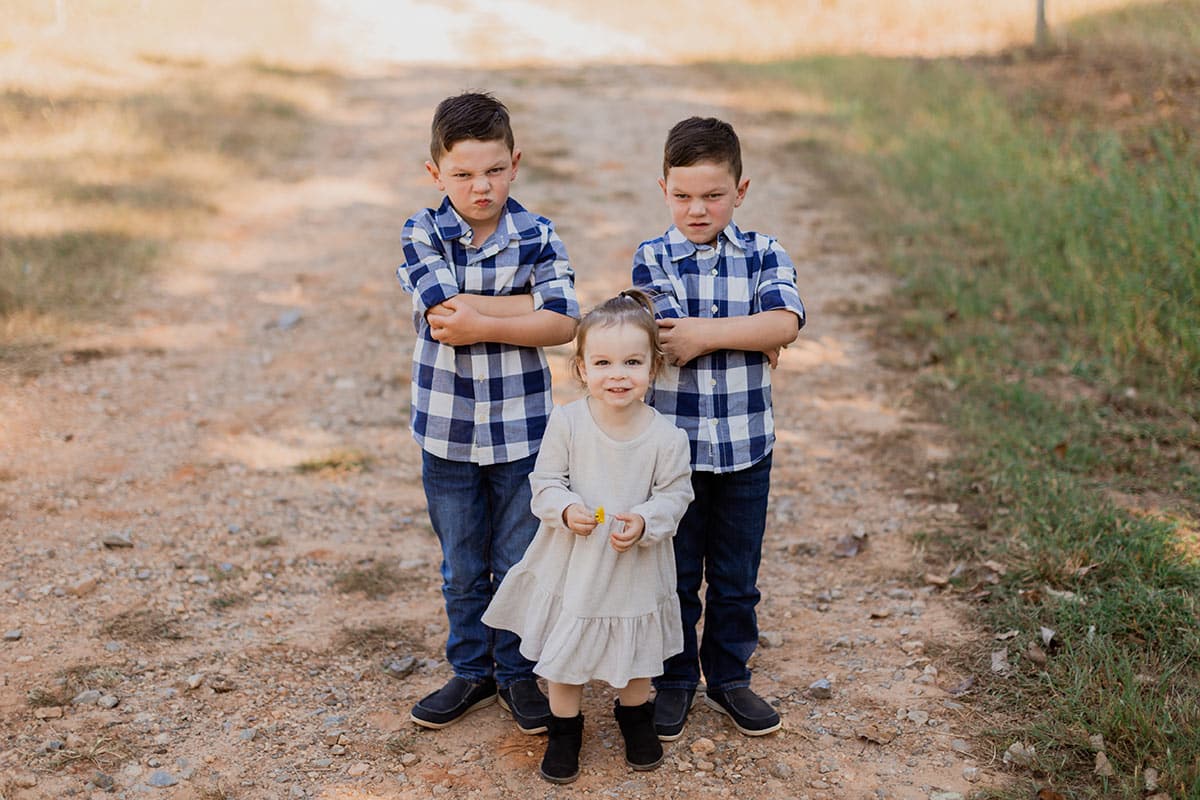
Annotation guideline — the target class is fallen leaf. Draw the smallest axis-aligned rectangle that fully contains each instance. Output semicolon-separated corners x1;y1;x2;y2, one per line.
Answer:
856;723;898;745
1094;751;1114;777
991;648;1012;675
1089;733;1105;752
1040;626;1057;646
869;609;891;619
1026;642;1048;666
833;534;865;558
994;629;1019;641
944;675;975;696
1052;440;1068;459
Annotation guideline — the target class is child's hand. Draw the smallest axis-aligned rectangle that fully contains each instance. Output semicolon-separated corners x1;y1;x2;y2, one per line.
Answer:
562;504;598;536
763;346;782;368
609;513;645;552
657;318;710;366
426;297;486;346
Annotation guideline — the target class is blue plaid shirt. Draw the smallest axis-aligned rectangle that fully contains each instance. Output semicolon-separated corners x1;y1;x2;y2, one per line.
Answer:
398;196;578;465
632;222;806;473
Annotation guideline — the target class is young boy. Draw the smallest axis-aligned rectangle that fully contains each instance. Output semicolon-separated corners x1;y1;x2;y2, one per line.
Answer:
632;117;805;740
397;92;579;734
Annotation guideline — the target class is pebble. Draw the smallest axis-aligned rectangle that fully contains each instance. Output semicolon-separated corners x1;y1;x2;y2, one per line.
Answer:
950;739;970;754
691;737;716;755
34;706;63;719
759;631;784;648
147;770;178;788
72;689;102;705
769;762;793;780
905;709;929;725
384;656;416;679
347;762;370;776
4;629;22;641
808;679;833;699
962;766;980;782
1002;742;1035;767
276;309;303;330
930;793;963;800
102;531;134;548
239;728;257;742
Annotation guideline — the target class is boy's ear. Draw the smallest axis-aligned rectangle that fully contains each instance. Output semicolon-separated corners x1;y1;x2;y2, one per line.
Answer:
510;148;521;179
734;177;750;207
425;160;444;191
657;177;668;198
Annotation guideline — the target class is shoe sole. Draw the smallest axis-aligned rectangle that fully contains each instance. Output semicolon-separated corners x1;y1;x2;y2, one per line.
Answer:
409;693;497;729
496;695;549;735
539;769;579;785
703;696;782;736
627;754;665;771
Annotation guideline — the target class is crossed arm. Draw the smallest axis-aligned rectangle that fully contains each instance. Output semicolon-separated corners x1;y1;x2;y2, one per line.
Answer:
657;309;800;367
425;294;576;348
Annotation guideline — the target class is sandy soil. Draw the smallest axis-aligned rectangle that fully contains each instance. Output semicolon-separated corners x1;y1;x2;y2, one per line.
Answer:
0;55;999;800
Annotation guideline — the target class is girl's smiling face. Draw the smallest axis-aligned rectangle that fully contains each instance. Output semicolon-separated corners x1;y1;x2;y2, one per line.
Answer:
578;322;654;413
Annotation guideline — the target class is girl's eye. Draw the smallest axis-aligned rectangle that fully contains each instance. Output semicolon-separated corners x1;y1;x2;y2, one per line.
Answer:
593;359;609;366
626;359;643;366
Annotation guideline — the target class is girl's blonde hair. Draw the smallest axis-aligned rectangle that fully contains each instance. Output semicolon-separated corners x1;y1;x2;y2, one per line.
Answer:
570;289;665;383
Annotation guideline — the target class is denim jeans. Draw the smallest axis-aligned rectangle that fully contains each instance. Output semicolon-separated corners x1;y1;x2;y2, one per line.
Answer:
421;450;540;687
656;453;772;693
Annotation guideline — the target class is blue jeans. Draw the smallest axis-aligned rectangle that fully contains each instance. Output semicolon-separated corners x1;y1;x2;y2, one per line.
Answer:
656;453;772;693
421;451;540;687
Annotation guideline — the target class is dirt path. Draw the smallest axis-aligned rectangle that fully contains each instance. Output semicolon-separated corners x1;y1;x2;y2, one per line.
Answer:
0;63;993;800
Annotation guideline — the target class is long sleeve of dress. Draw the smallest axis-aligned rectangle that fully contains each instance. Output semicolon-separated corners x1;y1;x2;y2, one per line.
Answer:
529;407;584;528
630;427;694;546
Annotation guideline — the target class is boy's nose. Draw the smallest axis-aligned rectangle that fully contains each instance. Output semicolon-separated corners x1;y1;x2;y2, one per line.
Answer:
688;199;706;216
472;176;490;192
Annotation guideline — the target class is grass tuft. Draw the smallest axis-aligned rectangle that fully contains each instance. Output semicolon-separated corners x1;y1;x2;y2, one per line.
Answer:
332;561;402;599
99;608;185;642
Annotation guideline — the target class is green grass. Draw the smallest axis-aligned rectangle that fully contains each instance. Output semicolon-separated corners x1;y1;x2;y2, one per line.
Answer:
753;3;1200;798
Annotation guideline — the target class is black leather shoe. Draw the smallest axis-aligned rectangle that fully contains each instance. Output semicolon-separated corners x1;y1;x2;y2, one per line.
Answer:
498;678;552;734
410;676;497;729
704;686;781;736
652;687;695;741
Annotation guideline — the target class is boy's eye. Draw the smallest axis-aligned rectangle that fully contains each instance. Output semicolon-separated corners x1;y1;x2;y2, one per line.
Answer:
487;167;504;174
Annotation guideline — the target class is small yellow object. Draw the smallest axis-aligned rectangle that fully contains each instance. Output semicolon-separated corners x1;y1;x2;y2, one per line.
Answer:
594;507;605;523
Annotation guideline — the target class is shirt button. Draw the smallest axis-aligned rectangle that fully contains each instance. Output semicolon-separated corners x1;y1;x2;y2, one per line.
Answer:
709;418;717;426
710;379;717;387
711;268;718;276
710;304;719;314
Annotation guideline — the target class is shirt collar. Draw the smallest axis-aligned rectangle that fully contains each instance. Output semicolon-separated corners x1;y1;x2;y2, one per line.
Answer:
663;221;747;261
433;196;540;248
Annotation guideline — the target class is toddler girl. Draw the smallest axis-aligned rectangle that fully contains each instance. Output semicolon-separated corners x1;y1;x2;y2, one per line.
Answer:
483;289;693;784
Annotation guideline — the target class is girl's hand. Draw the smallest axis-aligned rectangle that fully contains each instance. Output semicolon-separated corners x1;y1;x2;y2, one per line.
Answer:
562;504;598;536
609;513;645;552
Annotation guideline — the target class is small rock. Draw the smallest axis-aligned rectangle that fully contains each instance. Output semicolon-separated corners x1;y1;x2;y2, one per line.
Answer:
147;770;178;788
950;738;971;754
102;531;134;549
4;629;22;641
759;631;784;648
990;648;1012;675
1144;767;1159;792
690;737;716;755
384;656;416;679
11;773;37;788
769;761;793;780
695;759;714;772
1088;733;1105;752
899;639;924;655
92;772;115;790
1002;742;1036;768
930;793;964;800
1094;751;1114;777
962;766;980;783
347;762;370;777
905;709;929;726
275;309;303;330
808;678;833;699
186;673;205;690
72;689;102;705
68;576;100;597
34;706;64;719
239;728;257;742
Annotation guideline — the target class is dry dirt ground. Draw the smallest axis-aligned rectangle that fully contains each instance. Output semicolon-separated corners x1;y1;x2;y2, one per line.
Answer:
0;61;998;800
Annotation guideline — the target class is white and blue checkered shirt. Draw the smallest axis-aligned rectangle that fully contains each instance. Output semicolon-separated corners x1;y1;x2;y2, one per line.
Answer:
633;222;806;474
398;196;579;465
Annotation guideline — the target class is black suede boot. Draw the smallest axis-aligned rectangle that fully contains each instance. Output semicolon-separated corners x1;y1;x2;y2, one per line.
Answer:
614;700;664;770
540;714;584;784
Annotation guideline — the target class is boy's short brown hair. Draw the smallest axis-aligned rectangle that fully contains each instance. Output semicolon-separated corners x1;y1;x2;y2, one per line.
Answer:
429;92;515;164
662;116;742;182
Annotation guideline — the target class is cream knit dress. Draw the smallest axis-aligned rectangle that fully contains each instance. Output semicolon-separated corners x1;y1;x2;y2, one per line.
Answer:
482;398;693;688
